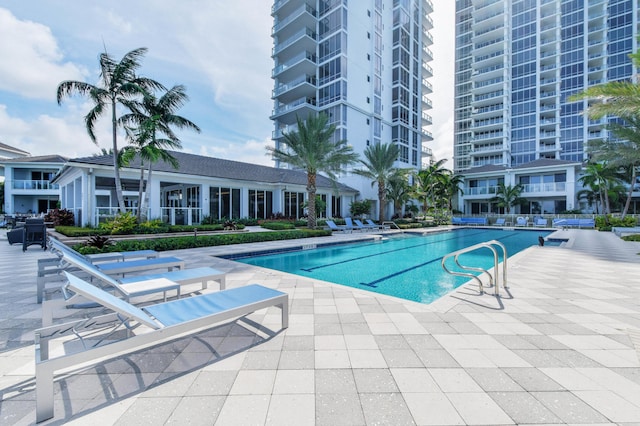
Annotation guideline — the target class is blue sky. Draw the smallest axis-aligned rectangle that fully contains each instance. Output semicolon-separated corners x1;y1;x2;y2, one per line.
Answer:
0;1;455;166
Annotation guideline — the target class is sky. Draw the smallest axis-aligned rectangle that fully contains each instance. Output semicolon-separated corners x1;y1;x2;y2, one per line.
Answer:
0;1;455;168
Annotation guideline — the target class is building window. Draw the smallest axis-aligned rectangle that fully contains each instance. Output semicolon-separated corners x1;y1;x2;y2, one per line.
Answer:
248;189;273;219
284;191;305;219
209;187;240;220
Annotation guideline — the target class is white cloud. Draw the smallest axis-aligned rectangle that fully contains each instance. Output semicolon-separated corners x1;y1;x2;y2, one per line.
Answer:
194;137;274;167
0;8;86;99
0;104;111;158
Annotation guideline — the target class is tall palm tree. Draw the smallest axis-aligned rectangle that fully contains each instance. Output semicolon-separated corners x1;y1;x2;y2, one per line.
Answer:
353;142;402;222
120;85;201;221
490;183;525;214
57;47;164;213
266;113;359;228
413;159;448;214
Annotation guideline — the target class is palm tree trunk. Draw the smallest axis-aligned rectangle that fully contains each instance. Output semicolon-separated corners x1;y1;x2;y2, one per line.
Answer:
141;164;153;222
378;180;386;222
307;172;317;228
622;166;636;218
111;100;127;213
137;164;145;222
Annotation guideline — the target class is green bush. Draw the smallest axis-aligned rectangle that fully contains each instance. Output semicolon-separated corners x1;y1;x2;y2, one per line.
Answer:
56;226;108;237
595;215;637;229
73;229;331;254
44;208;75;226
100;211;138;234
622;234;640;241
260;221;296;230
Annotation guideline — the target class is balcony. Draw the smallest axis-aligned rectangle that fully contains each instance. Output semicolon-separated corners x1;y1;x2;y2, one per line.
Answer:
12;180;59;191
421;129;433;141
272;27;317;59
464;186;498;196
272;51;316;80
272;74;316;101
272;4;317;39
521;182;566;193
270;96;317;124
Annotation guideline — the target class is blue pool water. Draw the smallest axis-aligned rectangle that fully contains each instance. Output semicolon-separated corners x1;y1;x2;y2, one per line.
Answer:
237;228;551;304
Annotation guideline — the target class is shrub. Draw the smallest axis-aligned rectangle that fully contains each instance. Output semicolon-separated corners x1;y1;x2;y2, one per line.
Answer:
350;199;372;218
85;235;113;249
261;221;295;230
100;211;138;234
595;215;637;229
44;208;75;226
136;219;170;234
73;229;332;254
622;234;640;241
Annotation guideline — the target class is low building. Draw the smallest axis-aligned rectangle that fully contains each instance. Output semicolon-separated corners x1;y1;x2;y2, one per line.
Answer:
52;151;359;227
459;159;581;215
1;155;67;215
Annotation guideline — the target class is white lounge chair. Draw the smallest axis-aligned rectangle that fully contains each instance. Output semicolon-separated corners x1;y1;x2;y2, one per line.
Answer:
40;239;224;306
35;272;288;423
85;249;159;263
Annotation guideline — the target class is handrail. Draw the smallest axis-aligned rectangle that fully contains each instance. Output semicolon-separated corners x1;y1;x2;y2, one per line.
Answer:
382;221;400;230
441;240;507;296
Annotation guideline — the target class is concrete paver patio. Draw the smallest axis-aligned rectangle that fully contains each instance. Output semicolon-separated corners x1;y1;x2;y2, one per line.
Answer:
1;227;640;425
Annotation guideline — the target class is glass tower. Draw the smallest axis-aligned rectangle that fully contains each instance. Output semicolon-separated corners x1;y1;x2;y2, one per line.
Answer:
454;0;638;173
271;0;435;208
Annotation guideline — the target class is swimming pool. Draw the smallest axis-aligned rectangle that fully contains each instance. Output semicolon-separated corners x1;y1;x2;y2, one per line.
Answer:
237;228;551;304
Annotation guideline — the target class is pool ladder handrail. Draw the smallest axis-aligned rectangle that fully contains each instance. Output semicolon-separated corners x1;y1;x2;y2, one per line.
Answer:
441;240;508;296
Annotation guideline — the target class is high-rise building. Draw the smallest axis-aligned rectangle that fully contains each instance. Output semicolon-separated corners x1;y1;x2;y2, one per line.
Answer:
271;0;434;218
454;0;638;215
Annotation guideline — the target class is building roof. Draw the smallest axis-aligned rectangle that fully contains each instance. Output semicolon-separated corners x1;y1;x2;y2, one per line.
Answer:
1;154;68;164
68;151;358;192
0;141;30;157
463;158;581;175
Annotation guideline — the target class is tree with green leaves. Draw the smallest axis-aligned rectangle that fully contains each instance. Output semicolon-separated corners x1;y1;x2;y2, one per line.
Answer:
353;142;405;222
57;47;164;213
490;183;526;214
120;85;200;221
439;171;465;213
413;158;448;214
578;162;622;215
266;113;359;228
386;174;412;219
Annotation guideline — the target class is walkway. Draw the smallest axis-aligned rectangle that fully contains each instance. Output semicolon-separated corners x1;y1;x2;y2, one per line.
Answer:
1;228;640;425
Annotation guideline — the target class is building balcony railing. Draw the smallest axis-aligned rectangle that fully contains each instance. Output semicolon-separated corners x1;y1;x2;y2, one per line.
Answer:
272;3;317;35
465;186;498;196
521;182;566;193
12;180;59;190
272;96;317;116
273;74;316;97
272;27;316;55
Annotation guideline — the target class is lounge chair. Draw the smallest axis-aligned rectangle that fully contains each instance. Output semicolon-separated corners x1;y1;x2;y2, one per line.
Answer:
345;217;363;231
40;239;223;304
85;249;159;263
354;219;377;230
326;220;351;233
494;218;506;226
365;219;389;230
49;238;184;276
35;272;288;423
534;218;548;227
515;216;530;227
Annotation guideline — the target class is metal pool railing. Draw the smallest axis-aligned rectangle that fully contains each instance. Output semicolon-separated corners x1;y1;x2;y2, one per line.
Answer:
441;239;508;296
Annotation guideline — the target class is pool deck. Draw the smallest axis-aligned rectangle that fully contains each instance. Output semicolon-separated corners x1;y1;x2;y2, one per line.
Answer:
1;227;640;425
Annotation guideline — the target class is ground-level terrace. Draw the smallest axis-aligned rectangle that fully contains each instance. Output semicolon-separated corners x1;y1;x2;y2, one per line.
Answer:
1;226;640;424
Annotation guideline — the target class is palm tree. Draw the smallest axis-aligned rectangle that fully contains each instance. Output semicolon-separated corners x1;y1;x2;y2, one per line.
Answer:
120;85;201;221
578;162;621;215
577;187;600;214
439;172;464;213
386;174;412;219
57;47;164;213
490;183;526;214
353;142;403;222
266;113;359;228
413;159;448;214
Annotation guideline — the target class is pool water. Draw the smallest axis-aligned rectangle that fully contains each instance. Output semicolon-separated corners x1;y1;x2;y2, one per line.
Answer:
238;228;551;304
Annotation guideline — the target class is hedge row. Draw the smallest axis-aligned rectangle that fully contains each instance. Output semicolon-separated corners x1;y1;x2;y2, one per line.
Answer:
74;229;332;254
57;223;241;237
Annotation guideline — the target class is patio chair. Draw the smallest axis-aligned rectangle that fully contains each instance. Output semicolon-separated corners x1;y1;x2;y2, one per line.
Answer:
365;219;390;230
23;218;47;251
35;272;289;423
326;220;351;233
494;218;506;226
354;219;377;231
515;216;529;227
534;217;548;227
41;239;222;305
345;217;363;231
